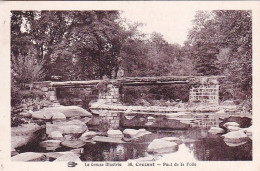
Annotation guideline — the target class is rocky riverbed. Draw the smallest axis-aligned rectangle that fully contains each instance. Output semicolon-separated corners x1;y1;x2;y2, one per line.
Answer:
11;102;252;162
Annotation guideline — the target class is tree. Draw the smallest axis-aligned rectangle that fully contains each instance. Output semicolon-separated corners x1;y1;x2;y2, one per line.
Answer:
187;10;252;101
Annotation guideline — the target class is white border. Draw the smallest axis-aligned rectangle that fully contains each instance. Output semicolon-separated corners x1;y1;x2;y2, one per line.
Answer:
0;1;260;171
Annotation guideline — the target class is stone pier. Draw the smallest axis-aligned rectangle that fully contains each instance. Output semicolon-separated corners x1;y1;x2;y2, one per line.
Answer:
98;84;120;104
189;77;220;105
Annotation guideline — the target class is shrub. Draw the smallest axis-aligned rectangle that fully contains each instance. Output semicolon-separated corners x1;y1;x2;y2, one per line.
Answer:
11;88;46;107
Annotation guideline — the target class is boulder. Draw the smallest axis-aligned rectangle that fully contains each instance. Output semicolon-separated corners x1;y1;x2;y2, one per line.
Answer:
208;127;225;134
11;124;45;149
40;140;61;148
220;116;251;129
49;131;63;140
79;131;97;141
52;112;66;120
11;152;45;161
32;110;54;120
46;120;87;134
227;126;242;132
61;139;86;149
147;139;178;154
45;148;83;159
54;153;81;162
160;137;183;145
107;130;123;139
123;129;151;139
223;122;240;128
224;141;248;147
33;106;92;119
222;131;248;144
45;151;76;159
123;129;139;138
19;111;32;118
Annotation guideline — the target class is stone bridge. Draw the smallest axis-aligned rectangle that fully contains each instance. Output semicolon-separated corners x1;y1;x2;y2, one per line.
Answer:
34;76;224;105
33;76;225;129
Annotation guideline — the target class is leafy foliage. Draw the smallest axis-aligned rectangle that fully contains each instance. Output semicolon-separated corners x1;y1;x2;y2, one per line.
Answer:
11;10;252;108
188;10;252;101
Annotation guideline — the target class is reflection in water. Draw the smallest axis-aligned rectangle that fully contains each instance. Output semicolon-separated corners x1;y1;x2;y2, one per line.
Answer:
191;137;252;161
81;129;252;161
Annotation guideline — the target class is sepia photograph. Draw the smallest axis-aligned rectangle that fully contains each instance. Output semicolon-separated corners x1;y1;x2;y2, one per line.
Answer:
0;1;258;169
9;8;253;162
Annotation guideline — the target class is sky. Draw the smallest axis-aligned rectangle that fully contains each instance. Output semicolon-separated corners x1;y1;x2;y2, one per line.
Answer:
120;9;197;46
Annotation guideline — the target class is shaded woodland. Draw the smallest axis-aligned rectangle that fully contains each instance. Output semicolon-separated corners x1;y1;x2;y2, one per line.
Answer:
11;10;252;108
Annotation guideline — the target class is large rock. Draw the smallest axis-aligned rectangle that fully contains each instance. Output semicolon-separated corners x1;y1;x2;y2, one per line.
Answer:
49;131;63;140
11;124;45;149
46;120;87;134
32;106;92;119
208;127;225;134
79;131;98;141
220;116;251;129
40;140;61;148
223;122;240;128
52;112;66;120
45;151;79;159
32;110;55;120
222;131;248;144
48;106;92;118
54;153;81;162
19;111;32;118
227;126;242;132
107;130;123;139
160;137;182;145
224;141;248;147
147;139;178;154
11;152;45;161
45;148;83;159
123;129;151;139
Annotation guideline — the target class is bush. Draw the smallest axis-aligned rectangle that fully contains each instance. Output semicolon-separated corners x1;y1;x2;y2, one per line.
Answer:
11;88;46;107
11;116;28;127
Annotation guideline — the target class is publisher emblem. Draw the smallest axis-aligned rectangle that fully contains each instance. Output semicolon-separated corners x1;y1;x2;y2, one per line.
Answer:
68;161;78;167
